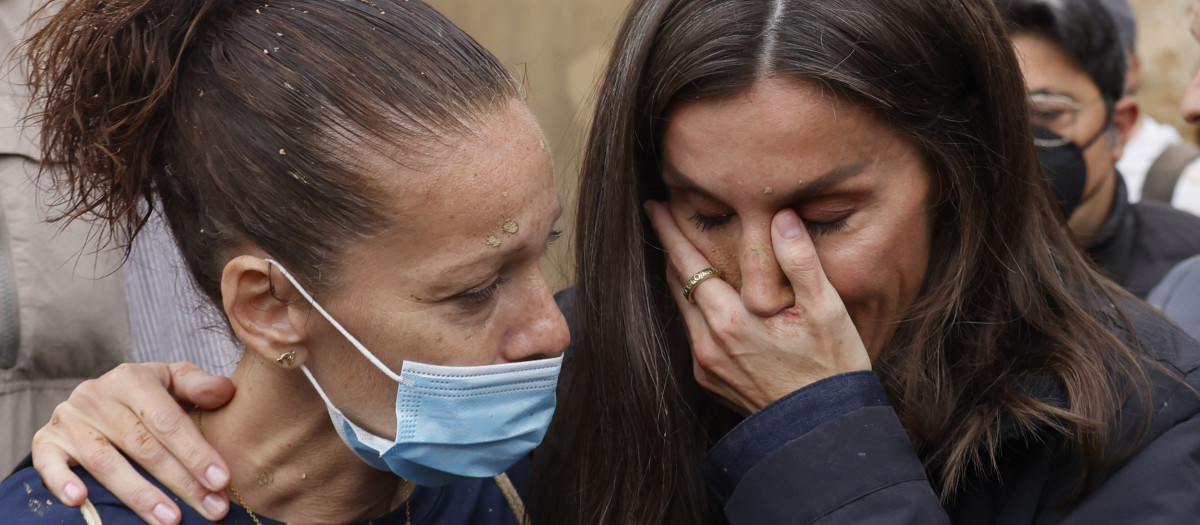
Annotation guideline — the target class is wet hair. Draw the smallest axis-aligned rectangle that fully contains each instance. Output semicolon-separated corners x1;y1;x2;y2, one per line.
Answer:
996;0;1128;105
26;0;518;303
534;0;1151;523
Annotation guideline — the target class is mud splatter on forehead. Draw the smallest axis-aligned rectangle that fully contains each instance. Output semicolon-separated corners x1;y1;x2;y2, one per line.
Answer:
502;219;519;234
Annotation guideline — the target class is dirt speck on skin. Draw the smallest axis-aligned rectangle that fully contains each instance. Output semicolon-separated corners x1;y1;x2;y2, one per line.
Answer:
256;470;275;487
501;191;509;198
797;180;805;185
502;219;519;235
300;472;307;480
764;186;775;195
279;149;286;155
486;236;502;248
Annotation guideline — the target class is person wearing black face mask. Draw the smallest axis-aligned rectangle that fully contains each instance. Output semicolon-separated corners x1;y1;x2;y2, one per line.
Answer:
1035;124;1105;219
999;0;1200;299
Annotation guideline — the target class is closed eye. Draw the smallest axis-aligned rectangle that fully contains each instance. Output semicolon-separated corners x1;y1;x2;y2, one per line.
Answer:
458;277;507;307
690;212;847;236
689;212;732;232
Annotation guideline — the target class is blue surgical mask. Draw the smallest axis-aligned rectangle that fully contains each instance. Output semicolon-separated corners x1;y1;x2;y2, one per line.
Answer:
266;259;562;487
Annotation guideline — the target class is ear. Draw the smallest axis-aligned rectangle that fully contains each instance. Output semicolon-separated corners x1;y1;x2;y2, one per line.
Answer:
1110;95;1139;164
222;255;309;368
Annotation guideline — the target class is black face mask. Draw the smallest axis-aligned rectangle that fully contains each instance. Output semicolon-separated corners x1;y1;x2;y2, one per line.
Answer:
1035;126;1088;218
1034;121;1111;219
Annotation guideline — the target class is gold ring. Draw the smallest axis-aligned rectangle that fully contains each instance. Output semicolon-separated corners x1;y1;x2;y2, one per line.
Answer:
682;268;721;304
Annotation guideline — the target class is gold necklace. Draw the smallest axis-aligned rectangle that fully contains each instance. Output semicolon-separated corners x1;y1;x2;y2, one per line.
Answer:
194;410;413;525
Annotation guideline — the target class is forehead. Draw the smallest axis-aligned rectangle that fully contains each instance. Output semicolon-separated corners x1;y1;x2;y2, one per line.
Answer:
1011;32;1100;97
662;79;911;192
366;102;557;262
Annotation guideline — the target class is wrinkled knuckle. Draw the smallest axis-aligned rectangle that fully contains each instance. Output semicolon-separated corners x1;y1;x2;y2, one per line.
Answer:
789;259;821;278
173;469;205;498
708;312;745;344
176;443;209;472
30;425;60;450
81;442;118;473
811;305;844;328
111;362;141;381
149;407;185;435
44;402;74;429
126;423;167;463
69;379;102;405
692;349;719;372
126;487;163;513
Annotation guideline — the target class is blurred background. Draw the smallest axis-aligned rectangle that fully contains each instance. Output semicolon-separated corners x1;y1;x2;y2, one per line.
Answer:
427;0;1200;292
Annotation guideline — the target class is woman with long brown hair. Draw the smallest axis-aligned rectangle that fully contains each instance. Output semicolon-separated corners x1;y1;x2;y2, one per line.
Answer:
21;0;1200;523
534;0;1200;522
0;0;567;523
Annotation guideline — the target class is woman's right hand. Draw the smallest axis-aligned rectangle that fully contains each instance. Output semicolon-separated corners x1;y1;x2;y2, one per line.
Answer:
31;362;236;525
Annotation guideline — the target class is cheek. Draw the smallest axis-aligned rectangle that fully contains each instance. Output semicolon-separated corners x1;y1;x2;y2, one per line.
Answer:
821;211;931;353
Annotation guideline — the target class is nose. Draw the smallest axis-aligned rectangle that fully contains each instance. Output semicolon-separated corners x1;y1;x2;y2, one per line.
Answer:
738;224;793;317
1182;70;1200;125
500;271;571;363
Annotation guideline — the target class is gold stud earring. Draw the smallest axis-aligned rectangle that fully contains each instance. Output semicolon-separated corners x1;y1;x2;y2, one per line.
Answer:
276;350;296;366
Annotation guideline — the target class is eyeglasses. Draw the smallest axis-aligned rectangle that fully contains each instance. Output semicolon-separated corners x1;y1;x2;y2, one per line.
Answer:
1028;93;1104;148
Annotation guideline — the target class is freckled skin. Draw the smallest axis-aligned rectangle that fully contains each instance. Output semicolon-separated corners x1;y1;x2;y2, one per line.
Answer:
298;101;570;436
662;78;933;359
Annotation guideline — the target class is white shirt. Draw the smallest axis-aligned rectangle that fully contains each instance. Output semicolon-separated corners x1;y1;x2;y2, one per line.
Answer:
1117;115;1200;215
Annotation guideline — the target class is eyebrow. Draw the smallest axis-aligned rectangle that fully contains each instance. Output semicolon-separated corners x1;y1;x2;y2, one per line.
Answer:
441;204;564;276
661;161;869;205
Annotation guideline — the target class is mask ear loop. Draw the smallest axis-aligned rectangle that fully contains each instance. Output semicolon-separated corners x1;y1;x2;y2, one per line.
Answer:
1077;100;1114;151
264;258;405;383
1073;100;1117;207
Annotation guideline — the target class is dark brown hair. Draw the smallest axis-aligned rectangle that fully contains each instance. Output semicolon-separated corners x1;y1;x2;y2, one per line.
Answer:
534;0;1151;522
26;0;517;302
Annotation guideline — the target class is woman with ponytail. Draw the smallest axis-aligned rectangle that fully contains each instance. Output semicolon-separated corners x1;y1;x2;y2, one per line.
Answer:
0;0;567;523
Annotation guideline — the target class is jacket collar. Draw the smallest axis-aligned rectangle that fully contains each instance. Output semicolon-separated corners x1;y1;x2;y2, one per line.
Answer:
1086;174;1136;285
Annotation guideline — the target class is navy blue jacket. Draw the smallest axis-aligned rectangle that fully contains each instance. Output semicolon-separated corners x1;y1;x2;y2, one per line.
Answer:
701;297;1200;523
0;456;531;524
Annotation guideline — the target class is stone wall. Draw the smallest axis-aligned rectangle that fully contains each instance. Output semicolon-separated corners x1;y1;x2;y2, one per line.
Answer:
1133;0;1198;140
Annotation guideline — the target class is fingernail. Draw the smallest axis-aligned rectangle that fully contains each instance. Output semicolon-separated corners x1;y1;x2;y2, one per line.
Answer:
203;493;228;516
205;465;228;489
776;209;804;239
63;482;82;502
642;200;653;215
153;503;179;525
